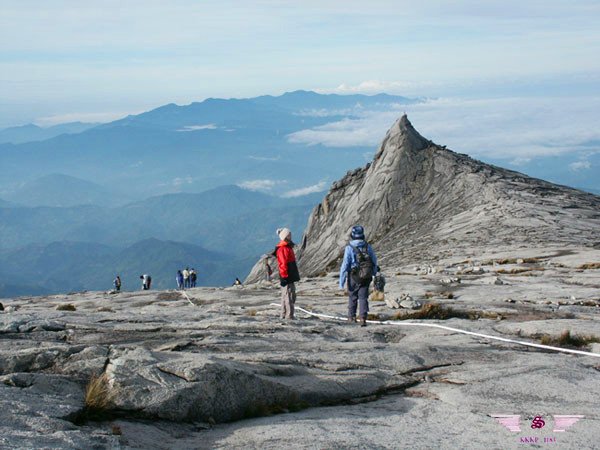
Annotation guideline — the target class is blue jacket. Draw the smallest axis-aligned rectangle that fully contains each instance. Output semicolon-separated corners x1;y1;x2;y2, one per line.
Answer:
339;239;378;289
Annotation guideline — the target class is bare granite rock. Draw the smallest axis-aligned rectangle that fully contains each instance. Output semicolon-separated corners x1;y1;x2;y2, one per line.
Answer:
247;115;600;282
1;115;600;449
1;245;600;448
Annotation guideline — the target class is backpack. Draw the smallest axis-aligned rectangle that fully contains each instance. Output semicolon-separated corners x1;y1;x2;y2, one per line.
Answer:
350;244;374;285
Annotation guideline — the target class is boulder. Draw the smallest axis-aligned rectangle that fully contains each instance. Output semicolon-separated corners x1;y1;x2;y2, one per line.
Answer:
400;296;422;310
384;296;401;309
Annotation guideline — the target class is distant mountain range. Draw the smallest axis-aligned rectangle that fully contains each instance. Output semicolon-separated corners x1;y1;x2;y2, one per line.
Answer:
0;121;98;144
0;91;418;202
1;90;597;297
0;185;318;297
2;173;130;207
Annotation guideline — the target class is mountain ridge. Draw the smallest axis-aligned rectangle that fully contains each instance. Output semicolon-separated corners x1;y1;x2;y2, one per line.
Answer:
246;115;600;282
0;121;99;144
1;90;413;199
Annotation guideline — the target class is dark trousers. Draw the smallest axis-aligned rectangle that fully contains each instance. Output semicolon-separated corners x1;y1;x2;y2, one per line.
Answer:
348;276;370;319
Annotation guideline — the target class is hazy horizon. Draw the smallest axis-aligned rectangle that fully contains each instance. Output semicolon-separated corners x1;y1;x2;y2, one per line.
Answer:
1;1;598;188
2;1;599;123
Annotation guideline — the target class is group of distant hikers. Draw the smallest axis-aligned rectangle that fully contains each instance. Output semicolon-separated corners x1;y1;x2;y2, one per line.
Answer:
176;268;197;290
273;224;381;327
112;269;246;292
111;224;381;328
112;274;153;291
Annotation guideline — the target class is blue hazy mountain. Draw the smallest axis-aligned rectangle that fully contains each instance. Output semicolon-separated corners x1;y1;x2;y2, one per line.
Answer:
251;90;418;111
0;122;99;144
0;185;318;297
2;90;595;297
0;91;417;200
0;238;236;296
0;185;316;250
4;173;130;207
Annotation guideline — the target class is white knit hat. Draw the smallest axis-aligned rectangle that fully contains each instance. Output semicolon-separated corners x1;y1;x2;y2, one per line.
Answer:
277;227;291;241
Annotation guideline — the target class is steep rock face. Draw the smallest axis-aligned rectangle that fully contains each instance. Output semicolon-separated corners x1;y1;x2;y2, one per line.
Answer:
246;115;600;282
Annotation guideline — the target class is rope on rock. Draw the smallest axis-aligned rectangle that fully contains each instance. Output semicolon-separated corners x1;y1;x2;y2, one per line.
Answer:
182;291;196;306
270;303;600;359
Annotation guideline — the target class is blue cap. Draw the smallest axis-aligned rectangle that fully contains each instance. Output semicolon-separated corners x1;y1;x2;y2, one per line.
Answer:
351;225;365;240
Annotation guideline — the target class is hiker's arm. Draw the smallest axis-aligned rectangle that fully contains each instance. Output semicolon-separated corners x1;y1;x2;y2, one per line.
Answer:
277;247;289;279
339;246;351;289
368;245;378;273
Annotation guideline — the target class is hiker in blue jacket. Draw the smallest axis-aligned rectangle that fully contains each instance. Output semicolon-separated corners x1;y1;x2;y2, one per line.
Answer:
176;270;184;290
339;225;378;327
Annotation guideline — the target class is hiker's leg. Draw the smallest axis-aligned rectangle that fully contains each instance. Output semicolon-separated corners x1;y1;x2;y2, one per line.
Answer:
348;277;358;320
288;283;296;319
358;282;370;320
280;286;288;319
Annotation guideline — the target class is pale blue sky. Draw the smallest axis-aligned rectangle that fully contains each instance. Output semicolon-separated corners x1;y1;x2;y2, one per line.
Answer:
1;0;599;126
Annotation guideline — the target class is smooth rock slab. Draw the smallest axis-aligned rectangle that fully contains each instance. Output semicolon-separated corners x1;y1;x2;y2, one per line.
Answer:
0;373;119;449
106;347;408;423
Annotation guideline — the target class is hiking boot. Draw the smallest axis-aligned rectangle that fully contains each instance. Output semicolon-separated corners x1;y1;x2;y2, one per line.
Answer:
348;316;357;323
360;317;367;327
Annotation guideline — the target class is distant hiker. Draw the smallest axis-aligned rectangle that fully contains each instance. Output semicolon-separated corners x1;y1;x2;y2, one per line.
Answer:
370;269;386;302
190;268;197;287
275;227;300;319
265;260;273;281
140;274;151;290
176;270;184;290
373;269;386;293
182;268;190;288
113;275;121;292
233;277;242;286
339;225;378;327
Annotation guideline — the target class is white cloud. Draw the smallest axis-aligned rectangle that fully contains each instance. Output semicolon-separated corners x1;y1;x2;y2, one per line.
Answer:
172;176;195;187
238;179;286;192
248;155;281;161
156;176;196;189
177;124;217;131
295;108;354;117
282;181;328;198
3;0;599;127
317;80;434;95
287;96;600;161
288;114;398;147
509;157;532;167
35;111;137;126
569;161;592;171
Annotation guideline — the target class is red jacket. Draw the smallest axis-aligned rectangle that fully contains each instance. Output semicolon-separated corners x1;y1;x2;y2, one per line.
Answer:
276;241;300;282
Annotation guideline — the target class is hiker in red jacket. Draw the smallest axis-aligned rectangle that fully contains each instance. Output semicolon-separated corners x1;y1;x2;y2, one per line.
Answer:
275;227;300;319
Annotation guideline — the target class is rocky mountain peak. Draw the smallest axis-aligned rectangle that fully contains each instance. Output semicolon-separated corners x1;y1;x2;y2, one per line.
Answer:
246;115;600;282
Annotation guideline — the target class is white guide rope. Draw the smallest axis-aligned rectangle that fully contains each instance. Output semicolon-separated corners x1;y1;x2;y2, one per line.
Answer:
270;303;600;359
182;291;196;306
